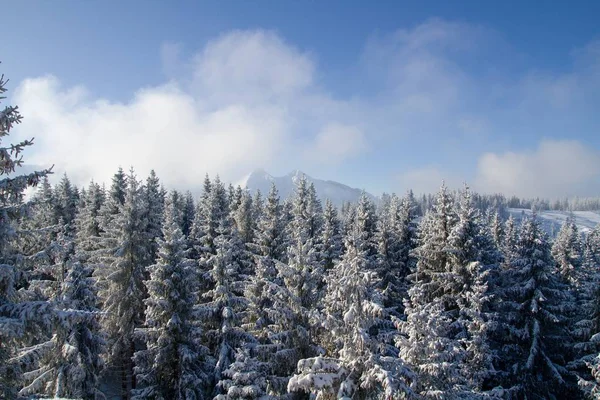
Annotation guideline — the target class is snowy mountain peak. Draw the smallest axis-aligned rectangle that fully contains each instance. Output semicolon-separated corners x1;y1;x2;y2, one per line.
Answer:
239;169;376;206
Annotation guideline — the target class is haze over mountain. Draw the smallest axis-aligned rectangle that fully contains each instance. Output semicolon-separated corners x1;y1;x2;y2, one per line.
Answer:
238;169;377;206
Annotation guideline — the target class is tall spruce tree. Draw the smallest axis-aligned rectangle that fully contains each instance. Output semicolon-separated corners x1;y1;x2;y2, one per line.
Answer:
289;224;416;399
495;215;577;398
0;67;53;399
96;169;149;400
132;194;209;400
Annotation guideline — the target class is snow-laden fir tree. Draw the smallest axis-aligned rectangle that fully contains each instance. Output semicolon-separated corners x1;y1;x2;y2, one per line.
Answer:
199;176;229;255
569;223;600;397
98;167;127;230
234;190;255;244
502;214;518;263
375;192;417;318
398;184;500;398
243;249;307;396
17;255;104;399
253;189;264;222
95;169;149;399
0;68;53;398
142;169;164;264
494;215;578;398
251;183;287;262
197;217;254;396
289;223;415;399
552;215;583;286
188;175;212;261
54;173;78;231
351;191;378;262
270;176;324;388
132;192;210;400
319;199;342;272
73;181;105;263
442;185;500;392
215;346;276;400
181;190;196;237
489;210;504;249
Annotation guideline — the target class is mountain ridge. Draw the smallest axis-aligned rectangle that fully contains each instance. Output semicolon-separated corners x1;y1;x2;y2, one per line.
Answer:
238;169;376;206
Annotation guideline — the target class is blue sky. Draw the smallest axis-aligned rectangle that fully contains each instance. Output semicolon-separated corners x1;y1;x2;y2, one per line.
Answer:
4;0;600;197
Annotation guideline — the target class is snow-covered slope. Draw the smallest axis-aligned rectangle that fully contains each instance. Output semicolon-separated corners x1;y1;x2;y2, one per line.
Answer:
507;208;600;237
238;169;376;206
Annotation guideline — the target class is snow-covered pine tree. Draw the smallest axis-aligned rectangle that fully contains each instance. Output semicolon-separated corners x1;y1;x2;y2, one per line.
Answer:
198;218;254;396
142;169;164;264
243;253;299;396
73;181;105;263
269;176;324;389
398;183;475;397
200;176;230;255
289;224;415;399
234;189;255;244
569;224;600;396
96;169;149;400
375;192;417;318
351;191;378;262
17;256;104;399
319;199;342;272
0;67;53;398
307;182;323;242
215;346;276;400
503;214;518;263
494;215;578;398
188;175;212;261
54;173;78;231
251;183;287;262
132;193;210;400
253;189;264;223
181;190;195;237
489;210;504;249
443;185;499;392
552;215;583;286
99;167;127;230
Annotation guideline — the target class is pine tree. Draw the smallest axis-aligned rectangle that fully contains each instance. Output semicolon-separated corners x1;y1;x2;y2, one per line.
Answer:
552;216;583;286
74;181;105;262
132;197;209;400
399;184;499;397
503;214;519;263
495;215;578;398
570;224;600;396
181;191;195;237
289;225;415;399
18;256;104;399
54;173;78;230
375;192;417;318
215;347;275;400
0;68;53;399
351;191;378;262
490;210;504;249
143;169;164;264
252;183;286;262
234;190;254;244
198;220;254;396
319;199;342;272
96;169;149;400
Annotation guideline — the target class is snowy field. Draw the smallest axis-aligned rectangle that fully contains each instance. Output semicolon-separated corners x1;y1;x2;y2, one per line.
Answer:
507;208;600;237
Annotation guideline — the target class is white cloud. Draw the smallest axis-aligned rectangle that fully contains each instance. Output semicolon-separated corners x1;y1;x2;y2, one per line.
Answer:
12;30;322;190
396;166;464;195
192;30;314;104
310;123;367;164
475;140;600;198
